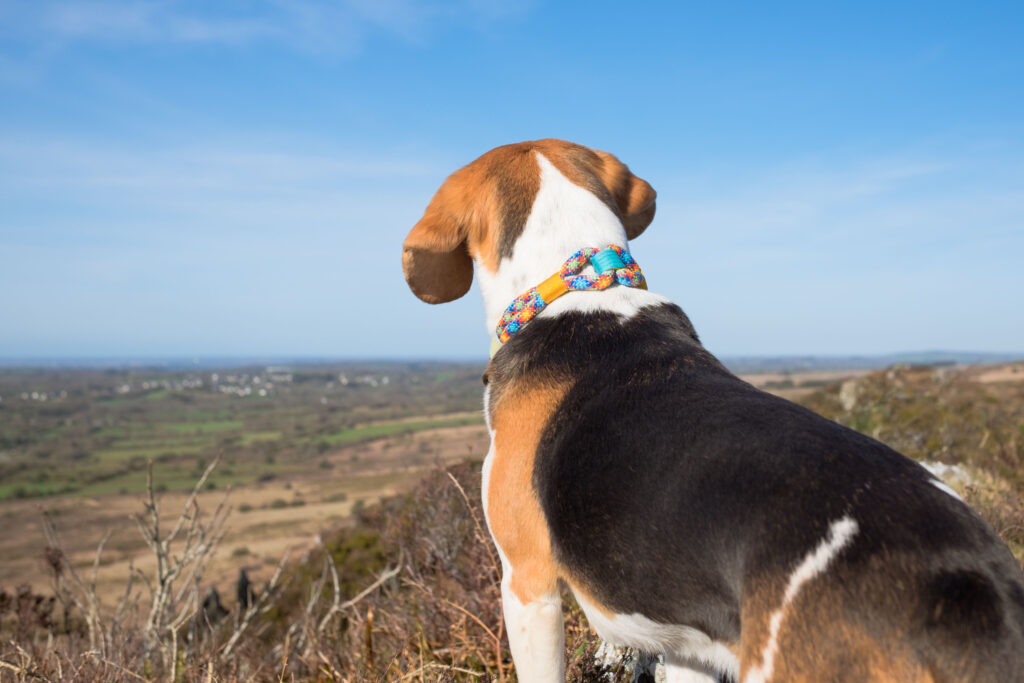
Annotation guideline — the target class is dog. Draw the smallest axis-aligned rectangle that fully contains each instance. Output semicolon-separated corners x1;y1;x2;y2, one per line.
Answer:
401;139;1024;682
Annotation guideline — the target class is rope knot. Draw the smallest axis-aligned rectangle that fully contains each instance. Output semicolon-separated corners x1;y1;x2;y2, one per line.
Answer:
494;245;647;346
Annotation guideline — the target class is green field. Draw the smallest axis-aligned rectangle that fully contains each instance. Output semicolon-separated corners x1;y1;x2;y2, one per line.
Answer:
318;416;483;446
0;362;486;501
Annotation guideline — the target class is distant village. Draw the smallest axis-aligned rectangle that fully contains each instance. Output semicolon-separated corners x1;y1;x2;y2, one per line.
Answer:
0;367;393;404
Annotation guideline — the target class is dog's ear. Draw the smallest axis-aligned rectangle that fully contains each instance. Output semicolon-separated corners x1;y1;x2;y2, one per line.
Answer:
402;177;474;304
596;150;657;240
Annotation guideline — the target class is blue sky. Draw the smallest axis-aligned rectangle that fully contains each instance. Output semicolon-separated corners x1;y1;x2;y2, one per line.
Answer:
1;1;1022;360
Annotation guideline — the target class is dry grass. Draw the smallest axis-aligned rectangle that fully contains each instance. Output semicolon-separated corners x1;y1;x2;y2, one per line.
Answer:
0;461;632;682
799;362;1024;567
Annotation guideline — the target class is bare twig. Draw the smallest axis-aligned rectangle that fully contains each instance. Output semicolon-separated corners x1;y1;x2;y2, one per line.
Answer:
398;662;485;680
446;472;506;682
112;560;139;629
90;530;112;597
85;652;149;682
220;549;291;659
317;551;403;634
134;455;230;668
287;553;331;661
0;658;54;682
278;630;291;682
40;510;107;654
446;473;500;580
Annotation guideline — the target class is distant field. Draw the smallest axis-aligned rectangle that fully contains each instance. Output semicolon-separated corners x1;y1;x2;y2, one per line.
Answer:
0;421;490;603
0;362;486;502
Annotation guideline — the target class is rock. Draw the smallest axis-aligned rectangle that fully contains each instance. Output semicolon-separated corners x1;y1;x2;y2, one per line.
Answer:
839;379;860;411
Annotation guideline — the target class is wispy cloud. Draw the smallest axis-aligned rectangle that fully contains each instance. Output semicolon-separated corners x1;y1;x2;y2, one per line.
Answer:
0;134;444;249
644;150;1024;354
0;131;480;357
657;154;1014;251
0;136;442;190
1;0;527;54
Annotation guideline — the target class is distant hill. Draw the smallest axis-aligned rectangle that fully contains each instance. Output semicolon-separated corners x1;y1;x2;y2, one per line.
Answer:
721;351;1024;375
2;351;1022;372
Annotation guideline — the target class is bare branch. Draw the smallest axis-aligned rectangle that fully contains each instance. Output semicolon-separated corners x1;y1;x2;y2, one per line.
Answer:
221;549;291;659
317;552;403;634
0;658;54;682
85;652;149;682
398;662;485;680
167;457;220;545
40;510;107;654
90;530;112;596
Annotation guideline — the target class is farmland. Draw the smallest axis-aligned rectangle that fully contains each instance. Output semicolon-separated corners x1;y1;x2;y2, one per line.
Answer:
0;362;490;601
0;362;486;502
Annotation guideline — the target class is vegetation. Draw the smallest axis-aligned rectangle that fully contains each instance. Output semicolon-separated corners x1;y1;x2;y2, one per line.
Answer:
0;363;485;502
802;362;1024;562
0;462;613;682
1;361;1022;681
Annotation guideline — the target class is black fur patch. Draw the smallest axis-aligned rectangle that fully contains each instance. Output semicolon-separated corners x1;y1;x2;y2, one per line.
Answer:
924;569;1003;636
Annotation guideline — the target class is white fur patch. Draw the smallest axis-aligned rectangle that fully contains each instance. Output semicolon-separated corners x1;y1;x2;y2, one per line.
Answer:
482;384;493;436
919;461;969;502
476;152;667;333
930;478;964;501
501;581;565;682
744;516;859;683
574;590;739;682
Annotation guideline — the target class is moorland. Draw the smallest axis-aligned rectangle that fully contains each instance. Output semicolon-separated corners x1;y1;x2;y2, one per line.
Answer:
1;358;1022;681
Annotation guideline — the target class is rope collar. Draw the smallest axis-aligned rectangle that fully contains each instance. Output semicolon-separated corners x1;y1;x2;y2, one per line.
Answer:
490;245;647;357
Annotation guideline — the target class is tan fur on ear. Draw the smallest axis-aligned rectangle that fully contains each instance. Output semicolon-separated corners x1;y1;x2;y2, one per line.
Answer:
402;172;475;304
595;150;657;239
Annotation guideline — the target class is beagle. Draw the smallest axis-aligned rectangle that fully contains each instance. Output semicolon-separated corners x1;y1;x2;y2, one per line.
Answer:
401;139;1024;682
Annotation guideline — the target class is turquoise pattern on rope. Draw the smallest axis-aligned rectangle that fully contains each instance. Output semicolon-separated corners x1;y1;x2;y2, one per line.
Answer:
494;244;646;345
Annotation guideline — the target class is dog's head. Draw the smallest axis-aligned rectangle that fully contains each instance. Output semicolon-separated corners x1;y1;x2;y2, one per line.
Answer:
402;139;656;304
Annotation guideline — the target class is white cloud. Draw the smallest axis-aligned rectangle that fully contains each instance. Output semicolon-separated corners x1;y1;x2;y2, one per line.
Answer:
0;0;527;54
0;132;465;357
0;137;441;189
0;134;446;253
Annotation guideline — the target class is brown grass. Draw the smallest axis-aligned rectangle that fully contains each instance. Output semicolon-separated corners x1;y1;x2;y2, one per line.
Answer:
0;461;637;682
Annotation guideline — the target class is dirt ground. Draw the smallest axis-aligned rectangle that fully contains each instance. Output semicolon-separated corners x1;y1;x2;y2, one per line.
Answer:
739;369;872;399
970;362;1024;384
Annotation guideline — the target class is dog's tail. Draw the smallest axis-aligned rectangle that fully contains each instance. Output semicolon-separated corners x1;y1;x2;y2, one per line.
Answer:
910;566;1024;682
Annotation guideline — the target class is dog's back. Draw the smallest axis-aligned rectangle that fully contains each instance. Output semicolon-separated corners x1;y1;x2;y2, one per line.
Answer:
488;303;1024;681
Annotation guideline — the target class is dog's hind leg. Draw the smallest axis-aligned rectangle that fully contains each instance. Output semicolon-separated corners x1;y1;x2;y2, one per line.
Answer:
501;573;565;682
485;382;573;680
663;653;720;683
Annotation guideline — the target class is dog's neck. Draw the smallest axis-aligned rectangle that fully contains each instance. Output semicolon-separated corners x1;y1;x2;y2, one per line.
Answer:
476;153;668;334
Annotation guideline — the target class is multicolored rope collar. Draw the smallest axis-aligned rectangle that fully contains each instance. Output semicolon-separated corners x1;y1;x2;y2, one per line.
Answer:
491;244;647;357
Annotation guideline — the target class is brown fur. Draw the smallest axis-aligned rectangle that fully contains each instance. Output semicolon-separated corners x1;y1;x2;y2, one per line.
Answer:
739;573;937;682
487;379;572;603
402;139;656;304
